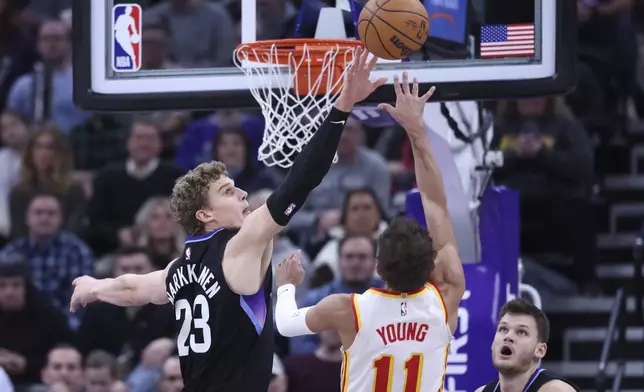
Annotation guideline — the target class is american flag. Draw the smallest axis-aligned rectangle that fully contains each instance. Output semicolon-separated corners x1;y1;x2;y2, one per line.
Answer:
480;23;535;59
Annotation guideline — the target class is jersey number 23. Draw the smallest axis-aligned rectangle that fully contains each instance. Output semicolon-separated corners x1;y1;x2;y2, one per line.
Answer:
175;294;212;356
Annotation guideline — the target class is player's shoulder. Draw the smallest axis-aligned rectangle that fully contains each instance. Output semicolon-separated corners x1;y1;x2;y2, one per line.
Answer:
474;386;486;392
539;379;578;392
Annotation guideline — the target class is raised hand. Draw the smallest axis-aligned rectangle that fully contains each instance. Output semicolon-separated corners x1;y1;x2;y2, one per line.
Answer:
335;47;388;111
378;72;436;136
275;252;305;288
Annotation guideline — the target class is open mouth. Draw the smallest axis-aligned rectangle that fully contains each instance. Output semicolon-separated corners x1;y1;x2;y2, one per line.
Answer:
500;345;513;357
243;207;250;215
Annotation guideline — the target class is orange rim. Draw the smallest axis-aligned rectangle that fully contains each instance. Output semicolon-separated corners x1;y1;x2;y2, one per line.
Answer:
235;38;364;66
235;39;364;96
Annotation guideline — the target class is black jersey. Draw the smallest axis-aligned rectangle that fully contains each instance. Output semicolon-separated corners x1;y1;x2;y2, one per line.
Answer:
165;228;274;392
481;368;580;392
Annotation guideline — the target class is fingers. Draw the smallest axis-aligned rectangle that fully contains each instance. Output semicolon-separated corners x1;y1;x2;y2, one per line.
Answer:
412;78;419;97
393;74;402;96
371;76;388;90
360;47;370;68
421;85;437;102
70;295;77;313
378;103;394;113
402;72;410;95
366;51;378;71
354;46;363;69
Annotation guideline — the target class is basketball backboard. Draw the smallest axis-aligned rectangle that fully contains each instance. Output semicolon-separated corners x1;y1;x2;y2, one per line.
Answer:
72;0;576;111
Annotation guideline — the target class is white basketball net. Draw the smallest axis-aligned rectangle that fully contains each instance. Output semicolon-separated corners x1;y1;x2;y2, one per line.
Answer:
234;42;356;168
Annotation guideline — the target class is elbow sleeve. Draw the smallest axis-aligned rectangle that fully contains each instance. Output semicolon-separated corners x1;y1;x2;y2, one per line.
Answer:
275;284;314;337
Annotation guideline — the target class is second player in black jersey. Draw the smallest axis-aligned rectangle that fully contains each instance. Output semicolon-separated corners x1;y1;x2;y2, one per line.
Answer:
475;300;579;392
70;47;388;392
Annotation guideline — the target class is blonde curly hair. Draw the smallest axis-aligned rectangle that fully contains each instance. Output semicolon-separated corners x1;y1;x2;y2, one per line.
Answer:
169;161;228;235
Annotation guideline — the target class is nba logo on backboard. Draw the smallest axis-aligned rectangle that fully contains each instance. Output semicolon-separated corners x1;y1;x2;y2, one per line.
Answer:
185;248;191;260
112;4;142;72
400;301;407;316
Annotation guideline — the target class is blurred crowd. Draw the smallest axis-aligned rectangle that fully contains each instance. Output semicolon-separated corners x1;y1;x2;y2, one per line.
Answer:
0;0;643;391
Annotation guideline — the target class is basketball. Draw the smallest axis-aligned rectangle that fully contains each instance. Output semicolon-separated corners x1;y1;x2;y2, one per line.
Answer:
357;0;429;60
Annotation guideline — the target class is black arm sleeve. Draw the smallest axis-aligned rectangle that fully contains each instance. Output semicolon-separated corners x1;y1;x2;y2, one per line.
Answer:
266;107;350;225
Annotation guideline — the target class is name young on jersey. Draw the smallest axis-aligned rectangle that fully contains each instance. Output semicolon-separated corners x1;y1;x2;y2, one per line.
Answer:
166;264;221;304
376;322;430;346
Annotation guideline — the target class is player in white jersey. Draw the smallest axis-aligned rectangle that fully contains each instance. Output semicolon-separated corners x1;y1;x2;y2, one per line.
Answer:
274;73;466;392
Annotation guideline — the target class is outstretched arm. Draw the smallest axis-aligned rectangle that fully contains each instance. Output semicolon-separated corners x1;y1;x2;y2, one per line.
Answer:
273;253;352;336
379;74;465;332
70;260;176;312
222;48;387;295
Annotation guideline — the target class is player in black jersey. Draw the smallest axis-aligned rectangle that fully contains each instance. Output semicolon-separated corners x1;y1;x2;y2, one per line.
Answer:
476;299;580;392
69;47;387;392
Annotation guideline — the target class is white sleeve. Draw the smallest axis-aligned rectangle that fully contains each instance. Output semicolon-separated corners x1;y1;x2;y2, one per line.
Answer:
275;284;314;337
0;368;14;392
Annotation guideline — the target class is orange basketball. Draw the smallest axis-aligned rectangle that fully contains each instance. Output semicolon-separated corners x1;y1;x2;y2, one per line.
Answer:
357;0;429;60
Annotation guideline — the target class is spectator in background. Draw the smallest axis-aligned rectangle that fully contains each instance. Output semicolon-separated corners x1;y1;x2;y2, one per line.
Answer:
77;247;174;371
69;114;131;172
6;19;90;133
9;126;87;238
0;257;72;387
0;110;30;240
141;22;174;70
32;345;84;392
126;338;175;392
0;193;94;327
212;128;278;195
0;0;37;112
145;0;236;67
156;356;183;392
284;330;343;392
133;197;185;270
289;117;391;239
291;235;383;354
84;350;119;392
175;109;264;171
493;97;598;291
87;117;184;255
256;0;299;40
311;187;388;274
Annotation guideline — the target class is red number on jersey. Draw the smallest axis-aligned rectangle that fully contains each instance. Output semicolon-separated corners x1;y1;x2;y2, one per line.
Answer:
372;353;424;392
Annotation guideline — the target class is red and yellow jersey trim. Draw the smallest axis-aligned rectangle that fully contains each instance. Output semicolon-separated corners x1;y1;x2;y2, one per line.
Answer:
426;283;448;324
341;351;350;392
351;293;361;332
367;286;428;299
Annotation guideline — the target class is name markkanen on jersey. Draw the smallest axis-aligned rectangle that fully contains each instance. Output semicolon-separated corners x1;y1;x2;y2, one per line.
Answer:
166;264;220;304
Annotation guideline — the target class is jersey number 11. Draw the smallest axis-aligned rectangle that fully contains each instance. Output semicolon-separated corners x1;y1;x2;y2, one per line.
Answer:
372;353;423;392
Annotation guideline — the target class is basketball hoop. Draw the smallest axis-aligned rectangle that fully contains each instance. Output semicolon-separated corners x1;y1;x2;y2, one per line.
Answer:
233;39;363;168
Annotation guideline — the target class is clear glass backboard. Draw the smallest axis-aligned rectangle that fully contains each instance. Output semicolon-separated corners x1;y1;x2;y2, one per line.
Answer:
71;0;576;111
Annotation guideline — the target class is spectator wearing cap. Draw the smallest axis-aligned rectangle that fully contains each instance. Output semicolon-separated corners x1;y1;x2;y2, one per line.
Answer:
0;193;93;328
0;257;73;387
